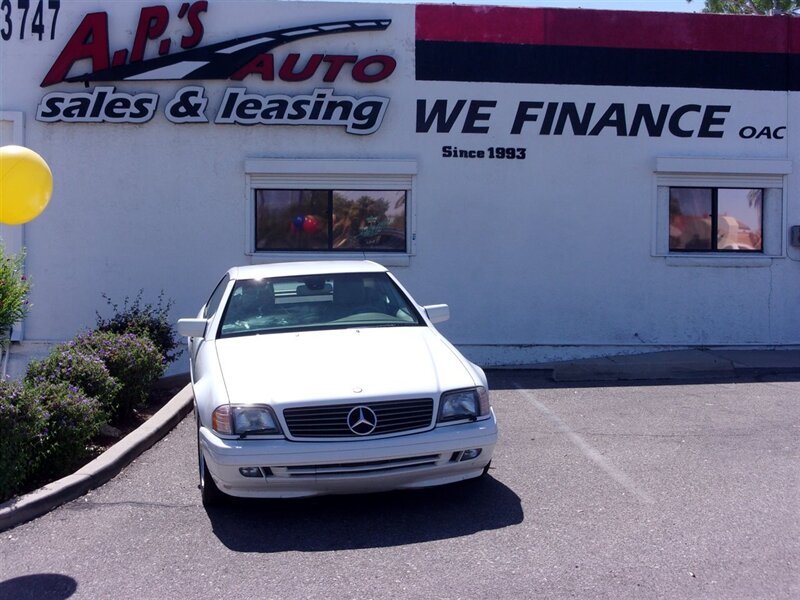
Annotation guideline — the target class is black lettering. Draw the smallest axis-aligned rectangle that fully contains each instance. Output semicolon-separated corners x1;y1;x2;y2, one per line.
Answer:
588;103;627;136
131;96;154;119
629;104;669;136
442;145;453;157
740;126;757;139
554;103;595;135
755;126;772;139
511;101;543;134
236;98;261;119
261;99;288;119
416;99;467;133
219;89;239;120
698;105;730;138
462;100;495;134
39;95;63;119
773;126;786;139
289;99;310;120
540;102;558;135
668;104;701;137
90;88;108;119
104;97;131;119
63;96;91;118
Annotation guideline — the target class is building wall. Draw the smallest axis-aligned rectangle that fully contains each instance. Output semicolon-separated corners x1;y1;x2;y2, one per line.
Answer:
1;1;798;367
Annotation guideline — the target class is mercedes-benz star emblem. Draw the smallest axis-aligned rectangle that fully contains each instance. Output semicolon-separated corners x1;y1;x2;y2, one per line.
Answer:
347;406;378;436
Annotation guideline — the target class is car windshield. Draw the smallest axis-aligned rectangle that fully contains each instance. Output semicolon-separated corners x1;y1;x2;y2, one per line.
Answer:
218;272;424;337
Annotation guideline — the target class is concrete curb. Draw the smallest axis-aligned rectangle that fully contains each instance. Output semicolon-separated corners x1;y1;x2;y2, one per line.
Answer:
0;383;194;533
495;349;800;383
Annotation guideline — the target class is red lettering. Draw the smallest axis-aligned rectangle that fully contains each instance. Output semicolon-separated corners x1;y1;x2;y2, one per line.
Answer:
181;1;207;50
231;54;275;81
40;12;110;86
321;55;357;82
278;54;324;82
352;55;396;83
131;5;169;63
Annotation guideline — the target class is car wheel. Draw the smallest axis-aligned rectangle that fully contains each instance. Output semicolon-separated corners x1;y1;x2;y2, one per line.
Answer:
197;414;227;507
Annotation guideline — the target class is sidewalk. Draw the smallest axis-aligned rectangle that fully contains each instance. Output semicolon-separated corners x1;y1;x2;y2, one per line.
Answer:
518;347;800;382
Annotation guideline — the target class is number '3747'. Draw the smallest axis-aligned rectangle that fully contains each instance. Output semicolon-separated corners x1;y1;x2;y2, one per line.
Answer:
1;0;60;41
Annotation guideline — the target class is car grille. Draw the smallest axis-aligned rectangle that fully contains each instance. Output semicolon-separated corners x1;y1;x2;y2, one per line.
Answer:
269;454;442;478
282;398;434;438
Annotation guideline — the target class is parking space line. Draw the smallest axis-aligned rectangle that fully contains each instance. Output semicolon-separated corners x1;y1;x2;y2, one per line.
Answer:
515;386;655;505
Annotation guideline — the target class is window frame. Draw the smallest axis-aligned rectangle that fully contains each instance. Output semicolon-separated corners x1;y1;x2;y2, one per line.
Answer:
245;159;417;267
653;157;790;265
668;186;764;254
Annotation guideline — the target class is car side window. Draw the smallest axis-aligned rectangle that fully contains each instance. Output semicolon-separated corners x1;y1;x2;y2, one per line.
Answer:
203;276;230;319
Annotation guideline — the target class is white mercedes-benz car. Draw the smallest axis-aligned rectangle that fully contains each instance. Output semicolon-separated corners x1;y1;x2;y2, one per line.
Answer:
177;260;497;506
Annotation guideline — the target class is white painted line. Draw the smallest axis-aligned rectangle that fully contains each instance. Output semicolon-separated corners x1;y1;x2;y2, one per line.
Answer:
284;28;319;37
217;37;275;54
516;386;655;504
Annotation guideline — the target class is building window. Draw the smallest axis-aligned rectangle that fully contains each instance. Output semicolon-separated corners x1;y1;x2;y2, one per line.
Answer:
668;187;763;252
255;189;407;252
245;159;416;264
653;157;790;262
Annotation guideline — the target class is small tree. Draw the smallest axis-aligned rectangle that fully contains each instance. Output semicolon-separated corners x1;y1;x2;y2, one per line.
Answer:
0;243;30;343
688;0;800;15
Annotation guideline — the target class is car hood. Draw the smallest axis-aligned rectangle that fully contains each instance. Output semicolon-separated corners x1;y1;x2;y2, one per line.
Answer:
214;326;476;406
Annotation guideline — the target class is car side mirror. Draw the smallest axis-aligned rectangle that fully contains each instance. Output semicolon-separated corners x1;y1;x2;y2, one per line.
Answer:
177;318;208;338
423;304;450;324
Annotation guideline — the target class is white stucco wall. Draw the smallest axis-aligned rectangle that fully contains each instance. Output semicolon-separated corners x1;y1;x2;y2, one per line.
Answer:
1;1;798;368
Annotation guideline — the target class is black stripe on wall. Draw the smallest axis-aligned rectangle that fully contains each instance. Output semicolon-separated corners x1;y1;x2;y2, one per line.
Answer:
416;40;799;91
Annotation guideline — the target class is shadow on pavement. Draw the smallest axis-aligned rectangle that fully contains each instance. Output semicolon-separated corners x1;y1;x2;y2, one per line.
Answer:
0;574;77;599
206;474;522;553
486;370;800;390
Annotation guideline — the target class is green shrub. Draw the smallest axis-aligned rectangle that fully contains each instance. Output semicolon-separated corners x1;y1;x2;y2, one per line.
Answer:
0;380;46;501
96;290;182;365
0;244;31;342
26;342;121;420
30;381;105;480
74;330;165;422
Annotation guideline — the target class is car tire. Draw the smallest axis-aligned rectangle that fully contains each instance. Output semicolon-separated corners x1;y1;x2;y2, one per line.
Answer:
197;414;227;507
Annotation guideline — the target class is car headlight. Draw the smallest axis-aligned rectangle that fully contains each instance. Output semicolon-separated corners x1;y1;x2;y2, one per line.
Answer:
211;405;282;437
438;387;490;423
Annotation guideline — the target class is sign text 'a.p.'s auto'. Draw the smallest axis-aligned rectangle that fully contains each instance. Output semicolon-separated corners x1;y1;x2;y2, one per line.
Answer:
35;2;395;135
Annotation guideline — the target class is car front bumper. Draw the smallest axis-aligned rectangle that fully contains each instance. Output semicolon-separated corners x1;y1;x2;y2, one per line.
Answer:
199;412;497;498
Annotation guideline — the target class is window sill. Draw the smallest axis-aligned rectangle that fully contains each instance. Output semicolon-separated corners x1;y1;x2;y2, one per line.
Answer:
246;252;412;268
662;254;776;267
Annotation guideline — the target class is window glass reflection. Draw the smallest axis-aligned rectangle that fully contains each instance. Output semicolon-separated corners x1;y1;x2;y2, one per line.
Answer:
669;188;712;250
717;189;762;251
669;187;763;253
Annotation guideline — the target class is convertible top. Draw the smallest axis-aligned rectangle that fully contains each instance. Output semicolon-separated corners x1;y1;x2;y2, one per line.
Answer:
228;260;387;281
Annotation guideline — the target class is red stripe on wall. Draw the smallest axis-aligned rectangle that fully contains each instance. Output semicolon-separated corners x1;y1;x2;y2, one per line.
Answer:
416;4;800;54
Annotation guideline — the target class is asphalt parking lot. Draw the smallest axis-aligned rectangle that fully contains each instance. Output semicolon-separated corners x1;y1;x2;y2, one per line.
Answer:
1;372;798;600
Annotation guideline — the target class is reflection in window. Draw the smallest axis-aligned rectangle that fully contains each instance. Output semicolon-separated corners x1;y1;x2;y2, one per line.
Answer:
669;187;762;252
255;189;407;252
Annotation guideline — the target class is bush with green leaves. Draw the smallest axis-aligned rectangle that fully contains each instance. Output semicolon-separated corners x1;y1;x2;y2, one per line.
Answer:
95;290;182;365
73;330;165;422
30;381;105;481
0;380;47;501
0;244;31;342
26;342;121;421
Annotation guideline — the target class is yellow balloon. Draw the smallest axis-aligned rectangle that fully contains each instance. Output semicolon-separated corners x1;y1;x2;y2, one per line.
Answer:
0;145;53;225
